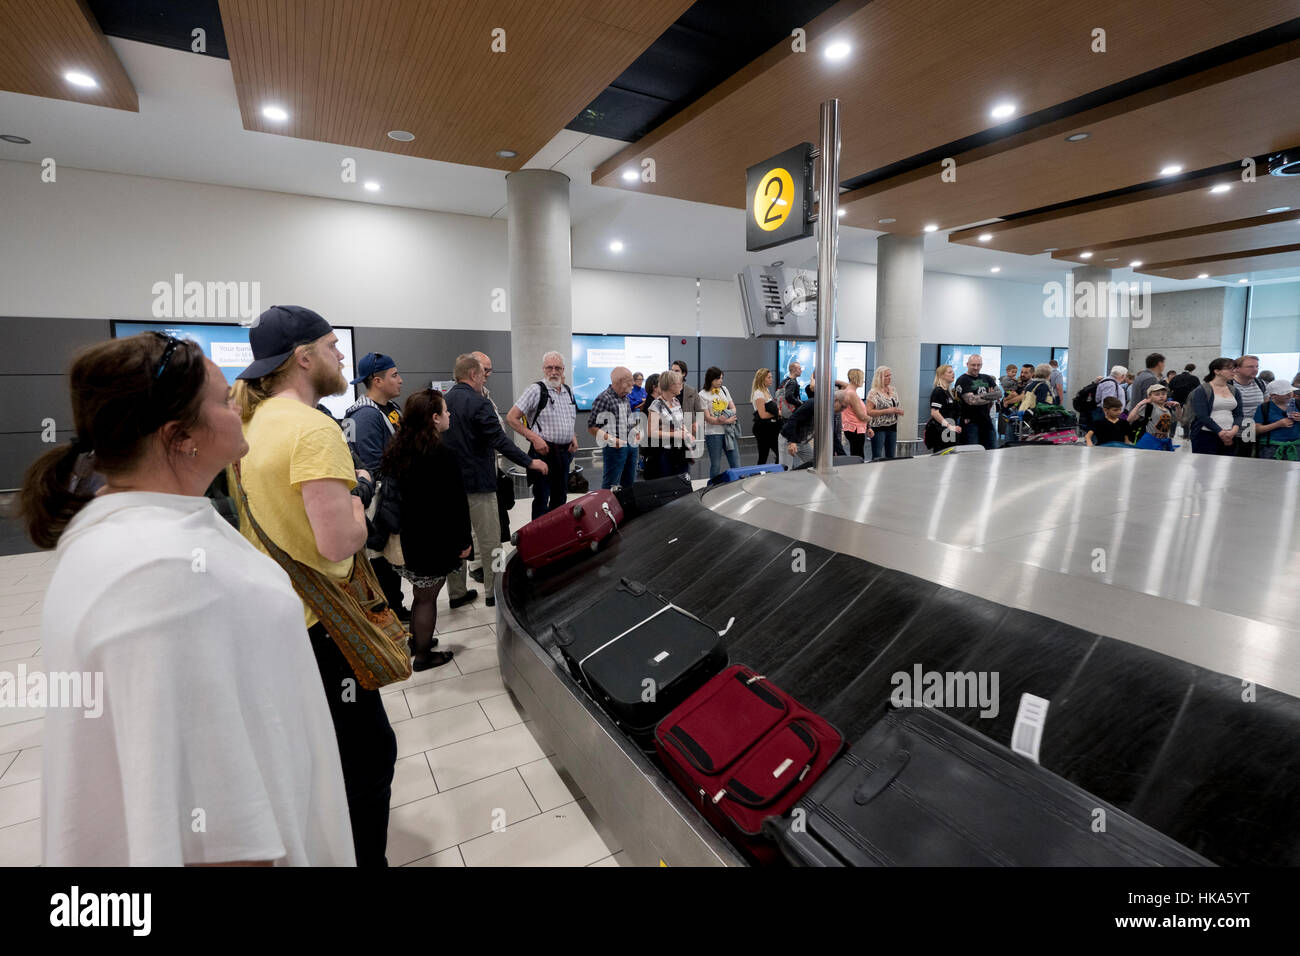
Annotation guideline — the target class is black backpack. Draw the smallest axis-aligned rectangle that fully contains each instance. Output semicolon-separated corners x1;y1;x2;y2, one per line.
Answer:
1072;379;1111;420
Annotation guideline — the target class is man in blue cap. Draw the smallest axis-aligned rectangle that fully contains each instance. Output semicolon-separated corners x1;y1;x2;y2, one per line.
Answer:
344;352;407;621
231;305;397;867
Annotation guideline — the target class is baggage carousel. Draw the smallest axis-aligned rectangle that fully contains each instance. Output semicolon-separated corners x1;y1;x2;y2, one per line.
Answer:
495;446;1300;866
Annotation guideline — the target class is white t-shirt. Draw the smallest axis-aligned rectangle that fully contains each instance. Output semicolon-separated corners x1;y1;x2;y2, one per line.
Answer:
41;492;354;866
702;385;734;435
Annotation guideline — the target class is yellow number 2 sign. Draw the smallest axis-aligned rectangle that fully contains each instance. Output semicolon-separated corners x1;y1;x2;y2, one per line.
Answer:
753;166;795;232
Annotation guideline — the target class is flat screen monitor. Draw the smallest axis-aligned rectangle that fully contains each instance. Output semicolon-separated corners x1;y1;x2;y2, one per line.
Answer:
570;334;670;410
111;320;357;419
776;340;868;396
939;345;1003;380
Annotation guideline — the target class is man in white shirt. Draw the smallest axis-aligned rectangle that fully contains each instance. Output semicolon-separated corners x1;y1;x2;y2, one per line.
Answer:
1232;355;1265;457
507;351;579;519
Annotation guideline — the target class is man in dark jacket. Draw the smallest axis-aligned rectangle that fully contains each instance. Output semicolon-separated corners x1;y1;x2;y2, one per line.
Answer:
442;354;547;608
1166;363;1200;437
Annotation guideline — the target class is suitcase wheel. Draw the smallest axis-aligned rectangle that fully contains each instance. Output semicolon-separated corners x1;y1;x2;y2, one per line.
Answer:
572;504;584;518
589;540;600;553
525;566;535;579
510;531;519;546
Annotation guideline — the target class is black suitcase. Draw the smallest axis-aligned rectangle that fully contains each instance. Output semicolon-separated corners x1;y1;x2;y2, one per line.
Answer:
551;578;727;746
614;473;693;518
768;707;1212;866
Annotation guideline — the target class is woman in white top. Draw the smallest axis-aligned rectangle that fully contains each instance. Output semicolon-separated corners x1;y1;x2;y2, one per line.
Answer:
865;366;905;459
1189;356;1243;456
751;368;781;465
701;365;740;478
648;368;690;477
18;333;353;866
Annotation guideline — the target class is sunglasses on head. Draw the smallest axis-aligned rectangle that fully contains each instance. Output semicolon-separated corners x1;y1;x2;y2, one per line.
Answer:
150;332;185;380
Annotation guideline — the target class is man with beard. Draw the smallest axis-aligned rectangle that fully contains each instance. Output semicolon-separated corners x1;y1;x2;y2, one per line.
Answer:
507;350;579;519
231;304;397;867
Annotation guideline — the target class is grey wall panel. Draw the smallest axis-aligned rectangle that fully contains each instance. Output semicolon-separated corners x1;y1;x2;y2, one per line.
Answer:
0;317;111;374
699;337;775;375
1;430;76;490
1107;348;1130;374
352;328;512;375
0;375;75;432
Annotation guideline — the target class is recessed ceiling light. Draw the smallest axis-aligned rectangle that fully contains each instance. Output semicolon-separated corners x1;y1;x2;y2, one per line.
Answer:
1080;251;1093;259
1197;273;1209;279
1129;260;1142;267
1065;132;1090;142
1159;164;1183;175
1238;278;1248;283
824;41;851;61
621;170;639;182
836;208;846;217
1043;247;1057;252
609;240;624;252
1103;257;1119;262
990;102;1016;120
0;134;31;144
387;130;415;142
363;181;380;192
1209;184;1231;194
923;223;939;233
990;266;1001;273
64;71;97;89
495;148;517;158
978;233;993;242
262;105;288;121
1266;206;1291;213
878;217;896;224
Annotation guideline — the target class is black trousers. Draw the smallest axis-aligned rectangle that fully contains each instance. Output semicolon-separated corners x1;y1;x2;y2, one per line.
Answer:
754;420;781;465
371;556;407;614
528;444;573;519
846;431;867;459
308;622;398;867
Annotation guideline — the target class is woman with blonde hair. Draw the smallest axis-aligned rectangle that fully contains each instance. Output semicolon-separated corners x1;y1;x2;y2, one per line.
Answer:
841;368;870;459
750;368;781;465
925;364;962;451
648;368;690;477
865;365;904;459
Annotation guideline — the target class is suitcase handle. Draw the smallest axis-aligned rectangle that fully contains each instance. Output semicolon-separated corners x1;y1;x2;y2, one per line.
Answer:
854;747;910;805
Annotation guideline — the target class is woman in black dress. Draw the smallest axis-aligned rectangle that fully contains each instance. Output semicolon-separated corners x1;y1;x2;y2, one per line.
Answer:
381;389;472;670
925;364;963;451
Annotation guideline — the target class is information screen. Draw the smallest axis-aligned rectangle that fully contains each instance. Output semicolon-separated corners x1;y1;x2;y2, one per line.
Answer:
776;340;868;396
111;320;357;419
570;334;670;410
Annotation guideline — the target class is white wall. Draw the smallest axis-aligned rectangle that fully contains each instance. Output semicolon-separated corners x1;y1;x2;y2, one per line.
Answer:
1;161;1068;348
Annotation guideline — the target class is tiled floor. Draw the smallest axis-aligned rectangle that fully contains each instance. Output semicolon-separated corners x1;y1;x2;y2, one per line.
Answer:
0;495;631;867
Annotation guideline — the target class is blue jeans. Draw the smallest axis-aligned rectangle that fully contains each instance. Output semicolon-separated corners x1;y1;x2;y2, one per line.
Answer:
962;411;998;449
705;433;741;478
601;444;638;489
870;426;897;460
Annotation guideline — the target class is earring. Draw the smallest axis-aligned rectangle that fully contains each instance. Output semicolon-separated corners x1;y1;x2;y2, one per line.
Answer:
188;446;199;458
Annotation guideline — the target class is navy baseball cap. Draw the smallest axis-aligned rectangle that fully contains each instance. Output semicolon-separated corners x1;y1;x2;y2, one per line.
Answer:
236;305;333;380
351;352;397;385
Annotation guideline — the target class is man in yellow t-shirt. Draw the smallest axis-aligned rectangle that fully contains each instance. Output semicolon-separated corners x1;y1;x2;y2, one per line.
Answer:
232;304;395;868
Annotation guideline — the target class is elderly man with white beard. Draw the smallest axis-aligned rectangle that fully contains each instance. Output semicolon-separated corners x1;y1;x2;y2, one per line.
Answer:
507;350;580;519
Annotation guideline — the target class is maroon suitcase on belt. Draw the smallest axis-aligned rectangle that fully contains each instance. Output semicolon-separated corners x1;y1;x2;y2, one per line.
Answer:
654;664;843;864
512;489;623;570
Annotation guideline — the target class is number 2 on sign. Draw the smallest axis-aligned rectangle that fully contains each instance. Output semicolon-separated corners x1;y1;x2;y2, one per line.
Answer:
754;167;794;232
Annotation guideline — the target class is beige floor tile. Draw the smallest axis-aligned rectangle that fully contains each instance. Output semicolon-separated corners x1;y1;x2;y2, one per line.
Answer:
380;655;464;696
0;748;40;787
480;692;526;730
437;606;497;633
403;846;464;867
391;701;492;760
14;571;55;588
0;626;41;647
385;768;539;866
437;624;496;651
390;753;437;808
517;755;582;811
0;552;53;569
459;799;614;867
588;853;624;867
0;642;42;664
0;718;42;754
381;690;411;724
403;668;506;718
451;645;498;676
0;613;41;631
0;593;41;611
426;722;547;791
0;818;41;867
0;778;41;828
0;752;15;779
0;702;44;726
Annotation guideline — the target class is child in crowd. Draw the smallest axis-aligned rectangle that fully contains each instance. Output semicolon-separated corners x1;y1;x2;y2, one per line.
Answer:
1128;383;1179;451
1085;396;1131;446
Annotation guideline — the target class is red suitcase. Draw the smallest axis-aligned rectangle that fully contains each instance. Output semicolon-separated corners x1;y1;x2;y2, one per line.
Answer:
654;664;843;864
512;489;623;570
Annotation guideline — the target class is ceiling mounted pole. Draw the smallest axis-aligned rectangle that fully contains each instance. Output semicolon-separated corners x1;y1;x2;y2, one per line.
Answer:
813;98;841;476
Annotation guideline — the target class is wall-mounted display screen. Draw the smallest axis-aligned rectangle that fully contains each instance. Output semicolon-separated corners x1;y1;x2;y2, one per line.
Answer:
776;340;868;396
939;345;1003;378
111;320;357;419
570;334;670;410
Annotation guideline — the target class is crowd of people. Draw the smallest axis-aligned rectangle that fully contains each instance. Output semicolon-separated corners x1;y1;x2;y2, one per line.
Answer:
18;306;1300;867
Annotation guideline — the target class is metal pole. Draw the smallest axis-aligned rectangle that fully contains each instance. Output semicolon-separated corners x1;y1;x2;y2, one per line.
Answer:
813;98;840;475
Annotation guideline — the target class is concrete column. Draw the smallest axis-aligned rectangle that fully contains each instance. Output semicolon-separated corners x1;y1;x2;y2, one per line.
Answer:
1066;265;1112;391
875;233;924;440
506;170;572;424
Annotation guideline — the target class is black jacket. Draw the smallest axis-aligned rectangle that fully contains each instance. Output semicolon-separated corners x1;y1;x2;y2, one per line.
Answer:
441;382;532;493
393;444;473;578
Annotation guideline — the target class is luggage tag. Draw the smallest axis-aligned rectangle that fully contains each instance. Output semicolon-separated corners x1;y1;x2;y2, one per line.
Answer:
1010;693;1050;763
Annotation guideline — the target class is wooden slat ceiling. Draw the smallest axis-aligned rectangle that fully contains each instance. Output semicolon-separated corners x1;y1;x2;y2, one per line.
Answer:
1050;213;1300;266
1141;245;1300;280
0;0;137;112
590;0;1298;205
217;0;693;171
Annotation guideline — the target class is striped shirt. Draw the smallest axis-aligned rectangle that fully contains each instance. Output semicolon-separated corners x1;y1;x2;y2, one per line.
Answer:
587;385;638;443
513;382;576;443
1236;379;1264;422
